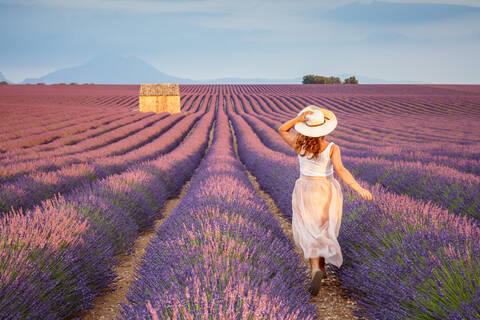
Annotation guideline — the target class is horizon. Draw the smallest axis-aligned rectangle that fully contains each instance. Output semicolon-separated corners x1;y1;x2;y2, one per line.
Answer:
1;0;479;84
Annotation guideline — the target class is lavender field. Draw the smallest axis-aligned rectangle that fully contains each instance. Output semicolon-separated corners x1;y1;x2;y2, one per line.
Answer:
1;84;479;319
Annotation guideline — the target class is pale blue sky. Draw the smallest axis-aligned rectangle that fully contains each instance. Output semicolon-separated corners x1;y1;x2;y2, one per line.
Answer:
1;0;479;83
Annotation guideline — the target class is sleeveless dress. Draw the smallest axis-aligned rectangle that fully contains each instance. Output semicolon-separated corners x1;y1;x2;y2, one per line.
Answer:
291;141;344;268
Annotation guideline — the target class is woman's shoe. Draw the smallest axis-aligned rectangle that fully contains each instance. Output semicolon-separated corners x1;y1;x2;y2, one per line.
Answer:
308;270;325;296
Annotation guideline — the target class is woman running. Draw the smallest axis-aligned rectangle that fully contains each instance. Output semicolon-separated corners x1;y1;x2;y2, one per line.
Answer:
278;105;373;296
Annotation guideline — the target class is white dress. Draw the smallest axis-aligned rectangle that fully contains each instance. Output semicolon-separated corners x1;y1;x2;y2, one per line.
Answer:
291;142;344;267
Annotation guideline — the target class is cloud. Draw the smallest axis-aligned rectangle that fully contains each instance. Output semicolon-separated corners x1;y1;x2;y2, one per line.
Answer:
381;0;480;7
0;0;345;14
400;12;480;41
0;0;350;35
0;0;220;13
1;0;479;83
364;32;421;45
323;1;480;25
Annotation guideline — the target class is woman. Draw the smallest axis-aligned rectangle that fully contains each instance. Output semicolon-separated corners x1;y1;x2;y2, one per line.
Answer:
277;105;373;296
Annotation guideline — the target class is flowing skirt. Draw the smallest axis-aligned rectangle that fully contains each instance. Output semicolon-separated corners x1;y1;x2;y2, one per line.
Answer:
292;173;343;268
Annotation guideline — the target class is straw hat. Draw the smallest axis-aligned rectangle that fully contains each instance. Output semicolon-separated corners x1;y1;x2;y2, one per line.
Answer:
294;105;337;137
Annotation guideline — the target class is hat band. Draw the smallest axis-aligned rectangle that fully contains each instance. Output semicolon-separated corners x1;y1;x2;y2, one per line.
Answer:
305;122;325;127
305;115;330;127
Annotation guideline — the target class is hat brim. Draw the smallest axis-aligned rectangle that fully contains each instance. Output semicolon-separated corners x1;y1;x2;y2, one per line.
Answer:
294;105;337;137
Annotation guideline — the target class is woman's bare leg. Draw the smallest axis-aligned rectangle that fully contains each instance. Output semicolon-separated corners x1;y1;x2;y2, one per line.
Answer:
319;257;326;273
309;257;320;278
309;257;326;277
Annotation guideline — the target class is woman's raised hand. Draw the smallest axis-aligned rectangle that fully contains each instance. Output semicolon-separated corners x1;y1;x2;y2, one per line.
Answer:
296;110;314;122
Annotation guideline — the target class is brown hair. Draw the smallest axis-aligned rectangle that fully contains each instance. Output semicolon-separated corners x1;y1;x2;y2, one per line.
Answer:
295;133;326;160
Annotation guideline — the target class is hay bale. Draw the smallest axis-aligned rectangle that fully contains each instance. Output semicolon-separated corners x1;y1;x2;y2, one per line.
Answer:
139;84;181;114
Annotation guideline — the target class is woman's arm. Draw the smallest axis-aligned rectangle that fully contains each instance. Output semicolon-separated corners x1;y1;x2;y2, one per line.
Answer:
277;110;313;149
330;144;373;200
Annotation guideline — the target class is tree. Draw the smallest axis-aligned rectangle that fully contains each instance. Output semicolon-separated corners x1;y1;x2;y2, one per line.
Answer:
343;76;359;84
303;74;341;84
303;74;318;84
328;76;342;84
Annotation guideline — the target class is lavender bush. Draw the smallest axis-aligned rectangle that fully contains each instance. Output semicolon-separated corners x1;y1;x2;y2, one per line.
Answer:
0;111;205;213
1;83;479;319
227;102;480;319
119;103;317;320
231;99;480;221
0;110;214;319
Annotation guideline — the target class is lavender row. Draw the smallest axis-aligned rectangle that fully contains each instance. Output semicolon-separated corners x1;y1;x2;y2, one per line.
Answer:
234;100;389;157
286;94;479;144
0;109;214;320
341;155;480;221
0;85;139;133
0;104;123;138
0;108;127;143
0;110;205;214
0;107;136;151
0;95;210;186
338;182;480;319
236;102;480;220
0;111;154;162
0;92;192;150
232;96;480;177
1;94;210;165
119;103;316;320
178;83;480;96
253;113;480;175
0;113;178;181
233;95;408;147
341;146;480;176
0;112;169;167
237;94;480;158
228;105;480;319
0;106;71;133
226;101;298;219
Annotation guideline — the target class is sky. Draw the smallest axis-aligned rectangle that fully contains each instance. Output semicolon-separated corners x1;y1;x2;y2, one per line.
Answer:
0;0;479;83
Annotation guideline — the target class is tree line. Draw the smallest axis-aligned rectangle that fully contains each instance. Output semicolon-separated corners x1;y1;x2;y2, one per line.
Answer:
302;74;358;84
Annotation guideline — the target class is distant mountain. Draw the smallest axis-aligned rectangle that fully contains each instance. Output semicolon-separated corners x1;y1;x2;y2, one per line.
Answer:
18;55;304;84
20;55;303;84
18;54;427;84
21;55;195;84
0;72;10;83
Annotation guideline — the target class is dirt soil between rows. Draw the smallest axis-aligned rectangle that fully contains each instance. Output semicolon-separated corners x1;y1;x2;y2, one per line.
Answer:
72;122;215;320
